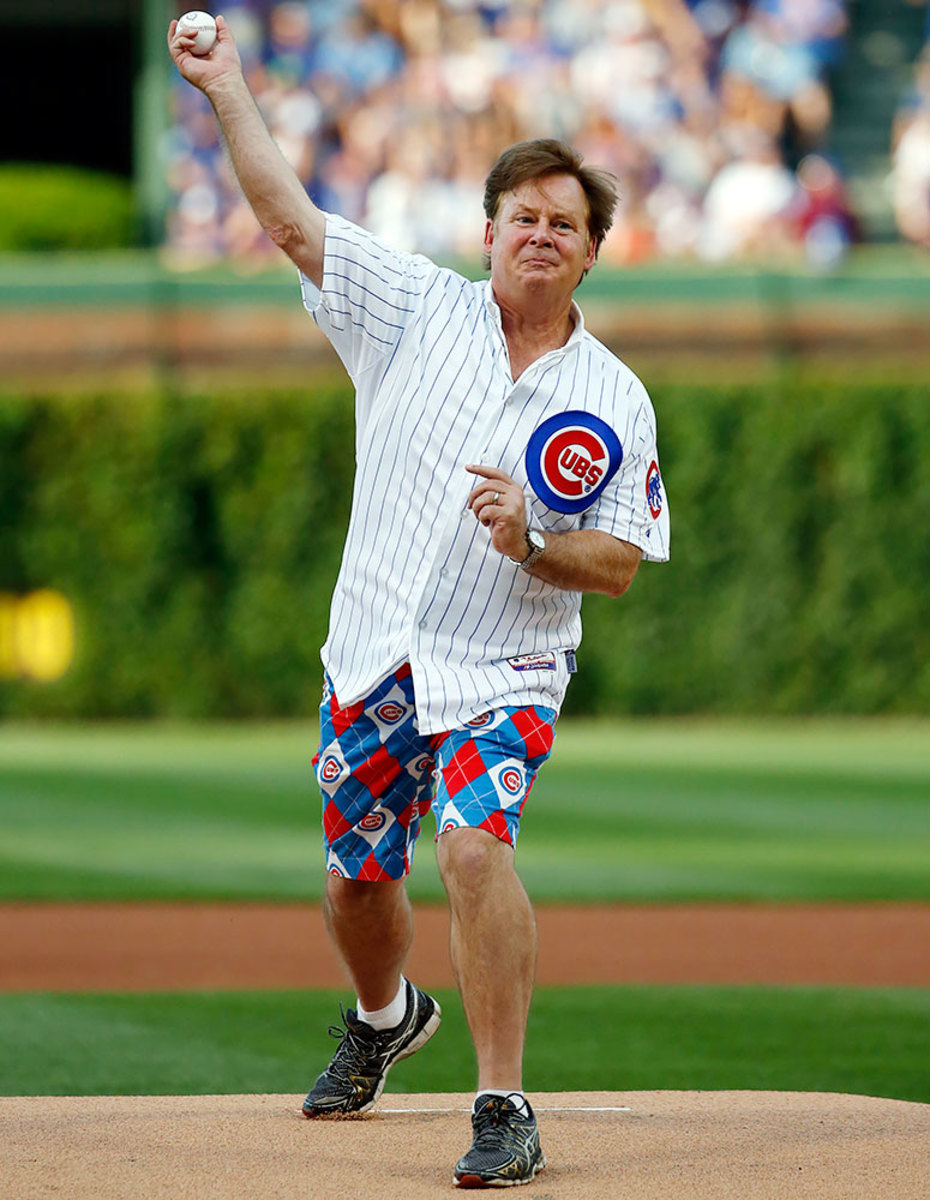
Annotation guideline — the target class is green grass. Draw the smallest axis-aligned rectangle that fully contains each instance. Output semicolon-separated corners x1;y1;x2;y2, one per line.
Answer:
1;985;927;1103
2;722;927;1109
1;719;928;901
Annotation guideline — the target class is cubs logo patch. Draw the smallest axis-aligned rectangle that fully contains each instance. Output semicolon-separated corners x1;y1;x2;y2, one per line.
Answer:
413;754;435;774
646;460;663;519
319;755;342;784
375;701;406;724
499;767;524;795
525;411;623;514
358;812;387;832
467;712;494;728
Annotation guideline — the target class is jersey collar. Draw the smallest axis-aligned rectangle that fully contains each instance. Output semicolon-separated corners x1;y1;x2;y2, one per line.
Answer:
482;279;586;354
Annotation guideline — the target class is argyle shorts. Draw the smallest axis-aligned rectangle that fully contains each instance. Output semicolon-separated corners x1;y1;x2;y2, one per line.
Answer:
313;663;557;881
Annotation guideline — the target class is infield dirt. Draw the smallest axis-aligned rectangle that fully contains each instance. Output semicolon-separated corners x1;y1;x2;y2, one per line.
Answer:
2;901;929;991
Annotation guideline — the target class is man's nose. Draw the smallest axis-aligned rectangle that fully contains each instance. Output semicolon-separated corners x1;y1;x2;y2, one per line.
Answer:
530;221;554;244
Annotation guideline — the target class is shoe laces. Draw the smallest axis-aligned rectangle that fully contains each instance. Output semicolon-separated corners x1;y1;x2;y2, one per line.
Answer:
472;1094;524;1147
324;1005;379;1080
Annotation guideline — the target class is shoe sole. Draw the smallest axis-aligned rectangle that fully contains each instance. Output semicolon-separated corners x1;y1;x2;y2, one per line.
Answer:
301;1000;442;1119
453;1153;547;1188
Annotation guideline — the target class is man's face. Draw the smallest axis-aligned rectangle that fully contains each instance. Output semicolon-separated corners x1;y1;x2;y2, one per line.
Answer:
484;174;597;304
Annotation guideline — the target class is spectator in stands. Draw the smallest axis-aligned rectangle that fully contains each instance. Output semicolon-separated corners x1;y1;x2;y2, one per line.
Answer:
699;130;797;259
891;43;930;248
790;152;858;267
718;2;840;155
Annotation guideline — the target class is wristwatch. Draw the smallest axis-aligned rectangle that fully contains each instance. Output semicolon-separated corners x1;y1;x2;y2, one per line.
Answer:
509;528;546;571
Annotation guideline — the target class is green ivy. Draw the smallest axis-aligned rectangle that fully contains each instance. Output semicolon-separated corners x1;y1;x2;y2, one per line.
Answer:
1;379;928;717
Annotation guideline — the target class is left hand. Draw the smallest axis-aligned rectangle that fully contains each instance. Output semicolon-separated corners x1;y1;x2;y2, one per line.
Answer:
466;465;528;561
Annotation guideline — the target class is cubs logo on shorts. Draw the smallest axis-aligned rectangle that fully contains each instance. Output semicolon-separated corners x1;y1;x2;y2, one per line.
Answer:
358;811;387;832
319;754;343;784
498;765;524;796
525;411;623;514
646;460;664;519
375;701;406;724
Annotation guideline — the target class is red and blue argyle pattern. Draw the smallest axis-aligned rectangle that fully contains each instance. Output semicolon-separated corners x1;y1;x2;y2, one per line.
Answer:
313;664;556;881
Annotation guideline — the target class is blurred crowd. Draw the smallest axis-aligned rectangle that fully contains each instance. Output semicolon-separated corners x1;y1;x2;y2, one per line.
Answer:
164;0;919;268
891;40;930;249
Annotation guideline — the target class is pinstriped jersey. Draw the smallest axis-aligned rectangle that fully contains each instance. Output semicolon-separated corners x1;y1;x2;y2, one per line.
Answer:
300;213;670;734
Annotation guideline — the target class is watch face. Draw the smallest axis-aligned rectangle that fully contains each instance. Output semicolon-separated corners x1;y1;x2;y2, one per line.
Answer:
528;530;545;551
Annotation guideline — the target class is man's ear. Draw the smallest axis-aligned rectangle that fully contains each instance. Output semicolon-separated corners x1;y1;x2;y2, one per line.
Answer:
583;234;597;273
483;218;495;258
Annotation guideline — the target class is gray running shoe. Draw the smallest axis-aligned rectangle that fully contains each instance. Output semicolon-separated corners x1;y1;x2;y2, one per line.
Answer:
301;980;441;1118
454;1093;546;1188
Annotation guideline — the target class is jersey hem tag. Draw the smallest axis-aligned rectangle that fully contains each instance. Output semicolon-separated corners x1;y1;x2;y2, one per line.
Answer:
507;652;558;672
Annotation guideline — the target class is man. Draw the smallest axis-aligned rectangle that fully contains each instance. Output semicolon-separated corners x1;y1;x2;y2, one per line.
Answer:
170;15;669;1189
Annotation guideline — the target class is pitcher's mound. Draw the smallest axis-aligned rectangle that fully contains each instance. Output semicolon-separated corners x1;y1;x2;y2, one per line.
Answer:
2;1090;927;1199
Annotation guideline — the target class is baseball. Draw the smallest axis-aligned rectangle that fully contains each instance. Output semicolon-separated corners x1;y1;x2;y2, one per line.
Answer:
177;10;217;55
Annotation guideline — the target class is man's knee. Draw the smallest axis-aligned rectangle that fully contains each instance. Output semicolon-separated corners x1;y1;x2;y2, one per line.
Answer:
437;826;513;890
324;874;407;918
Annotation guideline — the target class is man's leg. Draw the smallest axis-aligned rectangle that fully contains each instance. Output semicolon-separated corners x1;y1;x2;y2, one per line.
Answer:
429;705;555;1185
302;667;442;1118
436;826;536;1090
323;874;412;1011
302;873;440;1117
438;826;546;1187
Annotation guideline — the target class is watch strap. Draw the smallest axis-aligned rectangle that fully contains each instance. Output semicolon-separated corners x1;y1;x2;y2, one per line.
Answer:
512;529;545;570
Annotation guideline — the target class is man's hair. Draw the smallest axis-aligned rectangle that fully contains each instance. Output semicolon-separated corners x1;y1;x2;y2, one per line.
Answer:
482;138;619;268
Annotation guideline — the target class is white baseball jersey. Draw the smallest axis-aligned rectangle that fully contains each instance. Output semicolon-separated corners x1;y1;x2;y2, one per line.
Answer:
300;213;670;734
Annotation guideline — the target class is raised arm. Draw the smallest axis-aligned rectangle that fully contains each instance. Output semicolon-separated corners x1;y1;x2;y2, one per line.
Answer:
168;15;325;285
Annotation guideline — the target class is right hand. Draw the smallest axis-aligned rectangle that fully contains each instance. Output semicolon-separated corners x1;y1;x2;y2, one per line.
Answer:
168;14;242;94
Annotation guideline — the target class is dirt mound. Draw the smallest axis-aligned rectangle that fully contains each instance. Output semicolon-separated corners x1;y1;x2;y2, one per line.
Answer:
3;1090;927;1199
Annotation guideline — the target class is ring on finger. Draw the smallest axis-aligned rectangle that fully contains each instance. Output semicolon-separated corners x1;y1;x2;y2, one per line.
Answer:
493;491;501;505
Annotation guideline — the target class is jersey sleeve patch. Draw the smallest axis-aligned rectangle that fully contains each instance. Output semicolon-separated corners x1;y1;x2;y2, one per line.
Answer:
525;411;623;515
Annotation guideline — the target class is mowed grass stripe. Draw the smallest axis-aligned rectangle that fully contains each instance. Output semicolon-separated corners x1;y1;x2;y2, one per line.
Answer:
1;719;928;901
0;985;927;1104
2;718;927;778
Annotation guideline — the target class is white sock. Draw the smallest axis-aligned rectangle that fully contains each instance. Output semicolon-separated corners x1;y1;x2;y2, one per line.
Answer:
475;1089;528;1116
357;978;408;1031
